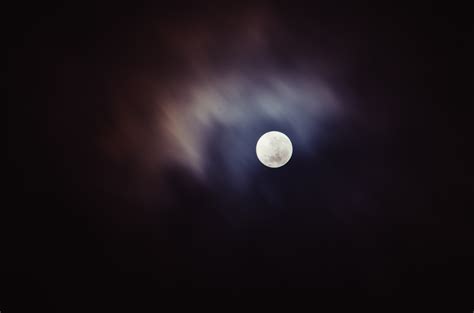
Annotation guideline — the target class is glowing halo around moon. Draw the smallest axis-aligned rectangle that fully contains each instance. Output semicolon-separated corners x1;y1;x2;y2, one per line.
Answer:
256;131;293;168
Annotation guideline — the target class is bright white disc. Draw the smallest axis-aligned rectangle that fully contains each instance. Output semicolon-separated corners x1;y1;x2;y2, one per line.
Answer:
256;131;293;168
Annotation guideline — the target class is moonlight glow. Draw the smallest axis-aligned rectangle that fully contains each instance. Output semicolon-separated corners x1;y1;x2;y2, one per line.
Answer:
101;8;343;192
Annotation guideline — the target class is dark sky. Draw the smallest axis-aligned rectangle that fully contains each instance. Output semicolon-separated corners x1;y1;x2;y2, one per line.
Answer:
6;1;473;311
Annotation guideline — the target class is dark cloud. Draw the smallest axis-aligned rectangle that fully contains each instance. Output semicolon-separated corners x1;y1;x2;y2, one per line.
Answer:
7;2;472;310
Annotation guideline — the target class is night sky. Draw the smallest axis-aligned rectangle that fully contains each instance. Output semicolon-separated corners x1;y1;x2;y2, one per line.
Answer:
6;1;473;311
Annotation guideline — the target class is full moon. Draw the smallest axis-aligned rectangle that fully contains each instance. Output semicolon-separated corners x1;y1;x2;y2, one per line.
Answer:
256;131;293;168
